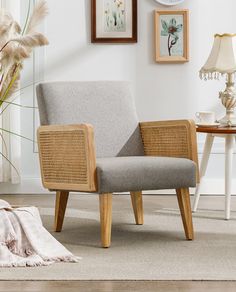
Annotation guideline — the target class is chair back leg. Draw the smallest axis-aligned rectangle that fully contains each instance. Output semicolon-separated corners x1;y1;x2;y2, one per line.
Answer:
99;193;112;248
130;191;144;225
54;191;69;232
176;188;194;240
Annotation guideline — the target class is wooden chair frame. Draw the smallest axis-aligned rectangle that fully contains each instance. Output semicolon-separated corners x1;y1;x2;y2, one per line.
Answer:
37;120;199;248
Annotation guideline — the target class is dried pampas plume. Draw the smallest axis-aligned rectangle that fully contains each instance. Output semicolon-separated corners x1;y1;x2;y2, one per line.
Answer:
26;0;48;34
0;0;49;179
11;32;49;48
0;0;49;103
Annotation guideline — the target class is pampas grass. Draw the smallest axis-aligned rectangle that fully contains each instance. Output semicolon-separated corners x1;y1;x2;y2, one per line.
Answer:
10;32;49;48
0;0;49;105
0;0;48;176
26;0;48;34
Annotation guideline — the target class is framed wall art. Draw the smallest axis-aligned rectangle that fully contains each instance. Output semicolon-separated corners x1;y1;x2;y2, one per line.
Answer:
155;10;189;63
91;0;137;43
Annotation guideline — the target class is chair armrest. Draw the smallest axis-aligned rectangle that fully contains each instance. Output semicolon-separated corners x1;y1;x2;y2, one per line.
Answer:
140;120;199;183
37;124;97;192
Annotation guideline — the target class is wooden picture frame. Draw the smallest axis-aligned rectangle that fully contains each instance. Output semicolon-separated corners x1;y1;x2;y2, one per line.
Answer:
91;0;137;43
155;10;189;63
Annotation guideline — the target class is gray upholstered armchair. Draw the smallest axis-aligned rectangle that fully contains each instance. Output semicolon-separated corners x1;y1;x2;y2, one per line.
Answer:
36;81;199;248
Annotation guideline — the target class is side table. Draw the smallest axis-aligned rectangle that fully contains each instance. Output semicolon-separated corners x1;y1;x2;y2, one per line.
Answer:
193;126;236;220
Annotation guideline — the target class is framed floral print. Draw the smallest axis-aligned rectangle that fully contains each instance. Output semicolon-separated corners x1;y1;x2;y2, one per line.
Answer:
155;10;189;63
91;0;137;43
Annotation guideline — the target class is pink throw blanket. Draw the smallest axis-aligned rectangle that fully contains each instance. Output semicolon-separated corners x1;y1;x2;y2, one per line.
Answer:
0;200;80;267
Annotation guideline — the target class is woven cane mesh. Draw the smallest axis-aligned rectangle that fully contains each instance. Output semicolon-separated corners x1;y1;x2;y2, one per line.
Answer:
39;130;88;185
141;125;190;158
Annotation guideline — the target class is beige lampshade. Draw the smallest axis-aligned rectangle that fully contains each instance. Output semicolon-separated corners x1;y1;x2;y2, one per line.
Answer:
200;33;236;80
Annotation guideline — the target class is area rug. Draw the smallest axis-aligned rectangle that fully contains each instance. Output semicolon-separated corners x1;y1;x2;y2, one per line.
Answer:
1;195;236;280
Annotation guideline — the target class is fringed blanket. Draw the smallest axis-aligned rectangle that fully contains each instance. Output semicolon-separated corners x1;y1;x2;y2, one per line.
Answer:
0;200;80;267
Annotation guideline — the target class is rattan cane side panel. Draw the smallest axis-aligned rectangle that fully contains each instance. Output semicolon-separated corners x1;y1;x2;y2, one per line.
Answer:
39;130;88;184
37;124;97;191
140;120;199;182
141;125;190;158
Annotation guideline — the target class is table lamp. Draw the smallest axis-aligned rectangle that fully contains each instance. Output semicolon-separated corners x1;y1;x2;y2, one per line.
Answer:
199;33;236;127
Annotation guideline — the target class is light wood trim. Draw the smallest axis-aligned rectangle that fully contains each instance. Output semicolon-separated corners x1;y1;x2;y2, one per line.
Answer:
37;124;97;192
54;191;69;232
176;188;194;240
130;191;144;225
99;193;112;248
154;10;189;63
140;119;199;183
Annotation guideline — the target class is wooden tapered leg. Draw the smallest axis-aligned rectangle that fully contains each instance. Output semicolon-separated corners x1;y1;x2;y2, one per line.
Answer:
54;191;69;232
130;191;144;225
99;193;112;248
176;188;194;240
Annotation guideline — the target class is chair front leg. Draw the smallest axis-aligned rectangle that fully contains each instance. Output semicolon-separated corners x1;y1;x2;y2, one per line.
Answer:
130;191;144;225
176;188;194;240
54;191;69;232
99;193;112;248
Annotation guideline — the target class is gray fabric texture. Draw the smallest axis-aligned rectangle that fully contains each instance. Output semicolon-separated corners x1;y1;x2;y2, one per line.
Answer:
96;156;196;193
36;81;144;158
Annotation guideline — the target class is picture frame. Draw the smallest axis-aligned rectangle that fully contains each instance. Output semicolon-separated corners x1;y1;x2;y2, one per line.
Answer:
91;0;137;43
154;10;189;63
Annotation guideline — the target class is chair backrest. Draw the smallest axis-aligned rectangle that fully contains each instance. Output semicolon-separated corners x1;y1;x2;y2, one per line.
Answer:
36;81;144;158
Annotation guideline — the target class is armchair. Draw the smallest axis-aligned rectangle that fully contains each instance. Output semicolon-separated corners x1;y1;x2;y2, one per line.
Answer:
36;81;199;248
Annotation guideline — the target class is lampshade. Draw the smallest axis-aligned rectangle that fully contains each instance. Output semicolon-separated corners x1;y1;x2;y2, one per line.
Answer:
200;33;236;80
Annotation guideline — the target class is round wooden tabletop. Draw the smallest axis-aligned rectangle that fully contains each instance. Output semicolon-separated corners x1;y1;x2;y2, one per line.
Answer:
196;126;236;134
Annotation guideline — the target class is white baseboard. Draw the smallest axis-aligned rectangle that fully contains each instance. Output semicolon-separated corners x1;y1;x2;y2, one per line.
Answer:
0;178;50;194
144;178;236;195
0;178;236;195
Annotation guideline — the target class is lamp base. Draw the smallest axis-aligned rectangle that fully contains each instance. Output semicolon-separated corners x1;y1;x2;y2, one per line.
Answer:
219;73;236;127
219;110;236;127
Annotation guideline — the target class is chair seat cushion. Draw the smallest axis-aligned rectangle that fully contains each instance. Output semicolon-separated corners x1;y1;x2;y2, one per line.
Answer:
96;156;196;193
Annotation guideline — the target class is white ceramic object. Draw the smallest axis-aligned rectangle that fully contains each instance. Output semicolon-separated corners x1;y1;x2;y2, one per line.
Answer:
154;0;185;6
195;111;216;125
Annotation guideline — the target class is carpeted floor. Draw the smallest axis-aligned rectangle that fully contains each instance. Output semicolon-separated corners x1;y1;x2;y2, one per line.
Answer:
1;194;236;280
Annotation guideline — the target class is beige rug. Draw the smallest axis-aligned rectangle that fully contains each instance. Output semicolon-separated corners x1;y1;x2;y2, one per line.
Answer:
1;194;236;280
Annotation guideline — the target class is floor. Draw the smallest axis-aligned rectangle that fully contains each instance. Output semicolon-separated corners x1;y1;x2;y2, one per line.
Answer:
1;280;236;292
1;194;236;292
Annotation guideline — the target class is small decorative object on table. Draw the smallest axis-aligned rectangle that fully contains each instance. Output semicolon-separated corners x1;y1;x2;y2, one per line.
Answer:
91;0;137;43
154;10;189;63
195;111;217;126
200;34;236;127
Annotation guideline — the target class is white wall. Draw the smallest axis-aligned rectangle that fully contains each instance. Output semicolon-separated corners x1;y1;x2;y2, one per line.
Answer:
5;0;236;194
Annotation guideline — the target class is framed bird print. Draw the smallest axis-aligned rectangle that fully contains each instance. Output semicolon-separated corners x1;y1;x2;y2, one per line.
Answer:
155;10;189;63
91;0;137;43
